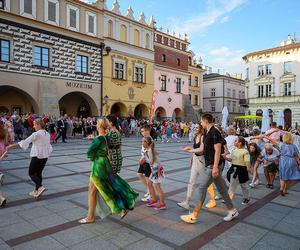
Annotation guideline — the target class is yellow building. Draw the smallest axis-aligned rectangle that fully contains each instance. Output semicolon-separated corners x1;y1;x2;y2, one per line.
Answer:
102;0;155;118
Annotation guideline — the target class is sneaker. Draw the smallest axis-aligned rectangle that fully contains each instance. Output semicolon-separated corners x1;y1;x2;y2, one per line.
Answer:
34;186;46;198
214;195;221;200
205;200;217;209
180;213;198;224
242;198;250;205
146;199;158;207
29;190;38;197
223;209;239;222
143;192;150;198
0;174;4;185
249;183;255;188
154;203;166;210
141;194;151;202
177;201;190;210
254;179;260;186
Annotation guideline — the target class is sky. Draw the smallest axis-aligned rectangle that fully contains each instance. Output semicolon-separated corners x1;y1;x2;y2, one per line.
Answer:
82;0;300;77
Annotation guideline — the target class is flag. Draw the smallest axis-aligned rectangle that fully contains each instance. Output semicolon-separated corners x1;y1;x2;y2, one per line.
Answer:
149;90;158;126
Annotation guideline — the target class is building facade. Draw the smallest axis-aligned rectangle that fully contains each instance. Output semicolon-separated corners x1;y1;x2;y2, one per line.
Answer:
153;29;190;120
203;73;246;123
188;52;205;117
102;0;154;118
243;36;300;128
0;0;105;117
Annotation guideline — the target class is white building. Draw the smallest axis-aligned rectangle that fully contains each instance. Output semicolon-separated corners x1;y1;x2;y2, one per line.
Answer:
243;36;300;129
203;73;246;123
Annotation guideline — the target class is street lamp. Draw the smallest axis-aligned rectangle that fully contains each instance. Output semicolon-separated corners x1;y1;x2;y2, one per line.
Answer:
99;42;111;116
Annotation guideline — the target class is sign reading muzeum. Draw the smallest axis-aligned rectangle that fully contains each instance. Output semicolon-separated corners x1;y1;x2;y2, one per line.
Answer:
0;0;105;117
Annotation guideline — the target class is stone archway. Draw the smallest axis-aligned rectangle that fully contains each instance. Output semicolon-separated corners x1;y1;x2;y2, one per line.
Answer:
111;102;127;118
0;85;39;115
155;107;167;120
134;104;149;119
284;108;292;129
59;92;98;118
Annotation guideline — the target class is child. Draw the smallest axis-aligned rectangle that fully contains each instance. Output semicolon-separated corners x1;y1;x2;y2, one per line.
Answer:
248;142;263;188
143;136;166;210
225;136;251;205
161;122;168;143
48;119;57;144
137;125;152;202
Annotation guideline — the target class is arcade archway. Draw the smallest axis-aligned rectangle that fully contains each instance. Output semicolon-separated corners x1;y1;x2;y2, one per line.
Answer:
0;85;38;115
155;107;167;120
134;104;149;119
59;92;98;117
111;102;127;118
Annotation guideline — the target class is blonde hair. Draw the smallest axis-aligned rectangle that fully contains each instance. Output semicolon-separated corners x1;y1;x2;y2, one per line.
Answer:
97;117;109;132
283;133;293;144
227;126;236;136
143;136;158;164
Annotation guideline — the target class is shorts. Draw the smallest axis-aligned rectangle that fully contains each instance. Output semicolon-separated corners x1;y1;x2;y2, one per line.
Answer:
138;162;151;178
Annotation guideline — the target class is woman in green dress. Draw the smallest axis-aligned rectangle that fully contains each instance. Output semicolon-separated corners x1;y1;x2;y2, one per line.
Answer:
79;118;138;224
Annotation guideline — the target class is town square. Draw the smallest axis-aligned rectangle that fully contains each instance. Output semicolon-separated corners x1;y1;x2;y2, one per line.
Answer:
0;0;300;249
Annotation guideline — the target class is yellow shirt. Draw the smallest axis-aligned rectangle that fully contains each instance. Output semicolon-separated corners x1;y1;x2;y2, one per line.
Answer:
231;148;250;166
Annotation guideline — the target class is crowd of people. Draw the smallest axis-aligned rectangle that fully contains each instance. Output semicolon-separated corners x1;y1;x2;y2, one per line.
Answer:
0;112;300;227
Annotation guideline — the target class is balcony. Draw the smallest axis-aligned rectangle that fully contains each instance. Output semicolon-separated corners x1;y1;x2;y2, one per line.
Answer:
239;99;249;107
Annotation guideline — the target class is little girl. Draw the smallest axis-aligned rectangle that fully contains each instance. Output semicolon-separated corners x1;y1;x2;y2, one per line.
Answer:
248;142;263;188
142;136;166;210
225;136;251;205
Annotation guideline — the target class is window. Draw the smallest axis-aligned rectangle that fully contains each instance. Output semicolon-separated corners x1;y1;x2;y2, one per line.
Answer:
176;78;181;93
210;102;216;112
258;65;264;76
242;91;245;98
284;61;292;73
44;0;59;25
145;33;150;49
195;76;199;87
188;75;192;86
194;95;198;106
0;39;10;62
76;55;88;74
266;64;272;75
232;89;236;98
86;12;96;36
232;101;236;112
227;100;231;111
67;5;79;31
162;54;166;62
284;82;292;96
34;46;49;67
177;58;181;66
238;90;241;99
20;0;36;19
0;0;5;9
258;85;264;97
160;75;167;91
120;25;127;43
211;88;216;97
114;62;125;79
134;29;140;47
266;84;272;97
134;65;144;83
227;88;231;97
108;20;113;38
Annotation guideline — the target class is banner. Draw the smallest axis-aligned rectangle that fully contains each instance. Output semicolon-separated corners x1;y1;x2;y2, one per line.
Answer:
149;90;158;126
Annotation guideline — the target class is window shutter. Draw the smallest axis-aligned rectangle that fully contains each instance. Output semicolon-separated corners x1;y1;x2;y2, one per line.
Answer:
48;2;56;22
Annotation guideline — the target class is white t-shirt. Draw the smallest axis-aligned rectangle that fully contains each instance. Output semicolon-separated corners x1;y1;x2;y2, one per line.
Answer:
225;135;238;153
18;129;53;159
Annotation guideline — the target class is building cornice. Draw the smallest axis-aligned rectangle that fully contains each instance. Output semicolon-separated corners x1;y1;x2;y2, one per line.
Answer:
155;64;190;76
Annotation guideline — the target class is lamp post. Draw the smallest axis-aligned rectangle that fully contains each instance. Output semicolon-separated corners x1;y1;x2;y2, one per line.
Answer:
99;42;111;116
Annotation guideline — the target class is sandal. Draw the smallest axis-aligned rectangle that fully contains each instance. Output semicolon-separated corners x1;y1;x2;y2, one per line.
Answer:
78;218;95;224
120;209;129;220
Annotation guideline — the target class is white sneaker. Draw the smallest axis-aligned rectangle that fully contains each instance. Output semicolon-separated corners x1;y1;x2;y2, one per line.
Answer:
215;195;221;200
223;209;239;222
143;192;150;198
34;186;46;198
249;183;255;188
177;201;190;210
141;193;151;202
0;174;4;185
254;179;260;186
29;190;38;196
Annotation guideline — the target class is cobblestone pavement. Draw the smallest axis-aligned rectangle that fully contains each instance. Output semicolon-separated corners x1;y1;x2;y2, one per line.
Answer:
0;138;299;250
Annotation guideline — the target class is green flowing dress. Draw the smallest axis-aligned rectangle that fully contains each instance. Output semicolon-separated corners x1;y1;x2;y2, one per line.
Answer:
87;136;138;219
